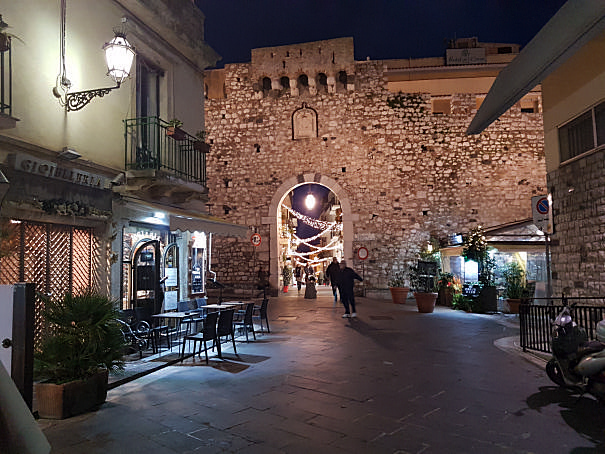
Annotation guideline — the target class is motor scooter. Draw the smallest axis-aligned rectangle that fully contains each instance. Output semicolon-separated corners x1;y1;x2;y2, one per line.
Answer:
546;304;605;403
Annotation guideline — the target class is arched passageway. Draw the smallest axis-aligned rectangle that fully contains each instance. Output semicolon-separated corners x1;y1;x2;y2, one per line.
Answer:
266;173;353;291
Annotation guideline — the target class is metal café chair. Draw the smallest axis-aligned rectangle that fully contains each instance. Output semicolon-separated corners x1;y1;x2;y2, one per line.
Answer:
215;309;237;358
253;298;270;333
180;311;219;364
233;302;256;342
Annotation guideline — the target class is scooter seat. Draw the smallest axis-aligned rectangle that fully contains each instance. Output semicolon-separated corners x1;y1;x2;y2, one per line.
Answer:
577;340;605;356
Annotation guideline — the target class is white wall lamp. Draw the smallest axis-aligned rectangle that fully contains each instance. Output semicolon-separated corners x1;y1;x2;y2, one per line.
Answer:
63;30;135;112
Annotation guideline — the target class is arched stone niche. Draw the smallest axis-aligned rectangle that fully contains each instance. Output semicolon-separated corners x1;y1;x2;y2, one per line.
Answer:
292;103;318;140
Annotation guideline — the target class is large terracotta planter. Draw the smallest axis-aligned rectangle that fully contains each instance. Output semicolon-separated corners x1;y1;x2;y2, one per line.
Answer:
414;292;438;313
506;298;521;314
35;369;109;419
438;287;454;306
389;287;409;304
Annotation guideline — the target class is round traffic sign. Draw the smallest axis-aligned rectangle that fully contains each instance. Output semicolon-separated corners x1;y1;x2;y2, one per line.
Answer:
536;197;549;215
250;233;262;247
357;247;369;260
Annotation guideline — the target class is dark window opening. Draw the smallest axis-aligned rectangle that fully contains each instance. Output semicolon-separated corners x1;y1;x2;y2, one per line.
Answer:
559;110;594;162
280;76;290;92
316;73;327;93
497;46;513;54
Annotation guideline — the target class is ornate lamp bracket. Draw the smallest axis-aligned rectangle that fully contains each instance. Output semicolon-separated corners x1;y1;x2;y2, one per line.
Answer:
65;83;120;112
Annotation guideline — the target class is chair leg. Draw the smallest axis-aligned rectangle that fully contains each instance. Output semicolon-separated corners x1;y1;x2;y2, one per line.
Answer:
251;324;256;340
264;317;270;333
216;336;222;358
231;332;237;354
203;340;209;364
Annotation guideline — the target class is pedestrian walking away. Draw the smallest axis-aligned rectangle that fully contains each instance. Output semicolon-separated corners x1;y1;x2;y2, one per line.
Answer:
294;265;303;293
337;260;362;317
326;257;340;305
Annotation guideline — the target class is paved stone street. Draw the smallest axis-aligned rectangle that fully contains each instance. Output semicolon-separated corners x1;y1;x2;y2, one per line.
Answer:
39;287;605;453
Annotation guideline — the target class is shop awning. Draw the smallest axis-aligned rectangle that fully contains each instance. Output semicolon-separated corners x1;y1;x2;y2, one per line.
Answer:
117;196;249;238
169;213;249;238
467;0;605;135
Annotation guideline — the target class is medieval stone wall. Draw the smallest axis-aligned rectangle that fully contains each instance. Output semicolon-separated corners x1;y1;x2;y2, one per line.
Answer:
204;48;546;291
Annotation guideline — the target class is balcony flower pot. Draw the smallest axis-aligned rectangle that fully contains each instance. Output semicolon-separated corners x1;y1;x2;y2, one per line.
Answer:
193;141;210;153
414;292;438;313
389;286;409;304
166;126;187;141
34;291;124;419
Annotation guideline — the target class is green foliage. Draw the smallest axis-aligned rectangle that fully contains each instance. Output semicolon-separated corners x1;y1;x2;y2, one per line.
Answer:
281;265;292;286
409;264;437;293
167;118;183;128
503;262;526;299
452;293;475;312
195;130;206;141
34;291;125;384
462;226;495;287
388;271;408;288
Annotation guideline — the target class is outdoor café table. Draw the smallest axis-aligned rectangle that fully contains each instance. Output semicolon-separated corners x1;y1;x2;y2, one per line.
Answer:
152;311;195;345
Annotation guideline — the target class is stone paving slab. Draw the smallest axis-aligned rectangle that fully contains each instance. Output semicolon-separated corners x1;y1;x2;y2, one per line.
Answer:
38;288;603;453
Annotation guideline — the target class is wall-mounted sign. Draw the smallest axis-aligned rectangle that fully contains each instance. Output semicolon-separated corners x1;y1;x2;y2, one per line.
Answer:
251;233;262;247
532;194;553;234
357;247;368;260
15;154;107;189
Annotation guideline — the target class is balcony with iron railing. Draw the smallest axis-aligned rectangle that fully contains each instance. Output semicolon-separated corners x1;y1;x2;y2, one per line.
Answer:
0;34;18;129
124;116;209;187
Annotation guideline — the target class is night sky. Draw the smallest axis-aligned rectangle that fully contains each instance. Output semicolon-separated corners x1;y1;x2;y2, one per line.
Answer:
195;0;567;68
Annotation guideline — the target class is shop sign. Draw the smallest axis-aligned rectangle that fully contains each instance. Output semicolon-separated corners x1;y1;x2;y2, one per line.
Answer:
15;154;107;189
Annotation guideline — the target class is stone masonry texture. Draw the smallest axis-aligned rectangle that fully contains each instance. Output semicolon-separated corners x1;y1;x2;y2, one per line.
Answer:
204;39;546;292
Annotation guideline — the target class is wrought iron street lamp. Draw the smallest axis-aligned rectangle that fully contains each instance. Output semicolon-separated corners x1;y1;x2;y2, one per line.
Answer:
65;32;135;112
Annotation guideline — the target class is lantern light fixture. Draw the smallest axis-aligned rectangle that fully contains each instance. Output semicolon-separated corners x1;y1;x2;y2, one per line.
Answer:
64;30;135;112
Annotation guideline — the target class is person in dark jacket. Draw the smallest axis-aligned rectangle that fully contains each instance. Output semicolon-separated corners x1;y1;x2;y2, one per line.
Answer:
337;260;363;318
325;257;341;305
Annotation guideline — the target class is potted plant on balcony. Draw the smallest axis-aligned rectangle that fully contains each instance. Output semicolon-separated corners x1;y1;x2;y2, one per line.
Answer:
0;16;24;53
388;271;409;304
166;118;186;141
193;130;211;153
409;262;438;313
503;262;527;314
34;291;125;419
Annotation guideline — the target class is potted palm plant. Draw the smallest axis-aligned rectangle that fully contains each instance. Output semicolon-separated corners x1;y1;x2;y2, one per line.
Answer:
34;291;125;419
388;271;409;304
409;262;438;313
503;262;526;314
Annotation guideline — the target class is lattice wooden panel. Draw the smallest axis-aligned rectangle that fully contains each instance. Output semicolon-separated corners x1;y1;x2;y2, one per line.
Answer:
23;223;48;294
49;225;72;299
72;227;91;293
0;222;21;284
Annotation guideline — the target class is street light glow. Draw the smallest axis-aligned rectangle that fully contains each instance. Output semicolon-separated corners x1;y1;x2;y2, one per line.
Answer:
305;193;316;210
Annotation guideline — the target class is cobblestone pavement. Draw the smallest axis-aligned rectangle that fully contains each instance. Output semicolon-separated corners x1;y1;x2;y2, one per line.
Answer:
39;287;605;453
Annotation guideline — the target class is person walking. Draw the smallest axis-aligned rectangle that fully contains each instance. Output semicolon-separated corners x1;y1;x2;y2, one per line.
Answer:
337;260;363;318
294;265;303;293
326;257;340;305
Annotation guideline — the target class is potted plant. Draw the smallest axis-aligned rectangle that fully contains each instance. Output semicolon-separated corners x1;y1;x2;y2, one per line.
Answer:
0;16;24;53
436;272;461;306
281;265;292;293
462;226;497;313
166;118;186;141
193;130;211;153
409;262;438;313
34;291;125;419
503;262;526;314
388;271;409;304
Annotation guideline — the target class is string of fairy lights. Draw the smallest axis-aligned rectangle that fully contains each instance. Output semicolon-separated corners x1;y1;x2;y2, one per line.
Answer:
282;204;343;267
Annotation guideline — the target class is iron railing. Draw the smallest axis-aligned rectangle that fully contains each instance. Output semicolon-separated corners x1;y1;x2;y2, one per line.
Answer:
1;39;12;117
520;297;605;354
124;116;208;186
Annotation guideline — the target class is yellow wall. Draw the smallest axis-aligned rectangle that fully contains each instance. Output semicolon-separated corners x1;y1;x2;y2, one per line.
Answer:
541;30;605;172
1;0;207;171
388;77;498;96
